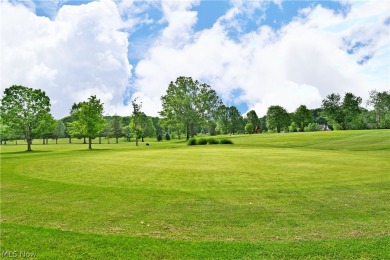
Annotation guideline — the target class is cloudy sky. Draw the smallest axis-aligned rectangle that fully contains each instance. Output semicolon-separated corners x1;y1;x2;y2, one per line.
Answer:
1;0;389;118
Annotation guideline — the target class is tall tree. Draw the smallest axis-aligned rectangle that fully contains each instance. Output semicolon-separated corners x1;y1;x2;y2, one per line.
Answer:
160;76;221;140
67;96;106;149
111;115;123;143
131;98;142;146
322;93;362;130
151;117;163;137
139;115;156;142
228;106;243;134
216;105;230;134
294;105;314;132
246;110;259;133
266;105;290;133
0;85;53;151
216;105;243;134
367;90;390;129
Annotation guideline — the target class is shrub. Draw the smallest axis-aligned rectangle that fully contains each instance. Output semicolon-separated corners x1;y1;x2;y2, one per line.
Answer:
207;138;219;144
219;139;233;144
197;138;208;145
289;122;298;132
187;138;197;145
157;134;162;142
165;133;171;141
304;123;320;132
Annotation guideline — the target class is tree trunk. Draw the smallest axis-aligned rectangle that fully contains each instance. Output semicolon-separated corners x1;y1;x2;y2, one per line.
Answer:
107;138;110;144
27;138;32;151
43;138;45;144
46;138;49;144
69;137;72;143
88;137;92;149
99;136;101;144
186;125;190;140
26;127;32;151
56;138;58;144
116;137;118;144
376;111;380;129
83;137;86;144
141;136;144;142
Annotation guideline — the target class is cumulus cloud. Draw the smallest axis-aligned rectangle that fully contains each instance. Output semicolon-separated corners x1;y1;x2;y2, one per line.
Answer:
1;0;132;118
1;0;389;119
131;0;389;116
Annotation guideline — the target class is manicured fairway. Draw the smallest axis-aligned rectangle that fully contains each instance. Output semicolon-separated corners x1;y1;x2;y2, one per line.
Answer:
1;130;389;258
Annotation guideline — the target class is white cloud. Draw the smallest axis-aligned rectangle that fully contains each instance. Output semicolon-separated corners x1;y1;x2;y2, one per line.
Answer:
1;0;132;118
131;1;389;117
1;0;388;120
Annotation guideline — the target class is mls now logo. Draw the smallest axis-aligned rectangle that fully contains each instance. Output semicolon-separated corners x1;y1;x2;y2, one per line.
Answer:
2;250;37;258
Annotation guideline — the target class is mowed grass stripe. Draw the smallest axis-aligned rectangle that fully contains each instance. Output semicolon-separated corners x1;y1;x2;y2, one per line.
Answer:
1;223;389;259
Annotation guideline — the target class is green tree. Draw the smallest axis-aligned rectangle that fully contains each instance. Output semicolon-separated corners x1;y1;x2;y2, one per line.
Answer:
0;120;11;145
259;116;267;132
111;115;123;143
0;85;53;151
67;96;106;150
245;122;254;134
294;105;314;132
36;113;57;144
216;105;243;135
61;115;74;143
216;105;230;134
266;105;290;133
122;126;132;142
151;117;163;137
246;110;259;133
130;98;143;146
322;93;362;130
160;76;221;140
102;119;112;144
133;114;156;142
367;90;390;129
53;120;66;144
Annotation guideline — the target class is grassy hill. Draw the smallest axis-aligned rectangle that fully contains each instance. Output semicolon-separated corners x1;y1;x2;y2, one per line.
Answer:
1;130;389;258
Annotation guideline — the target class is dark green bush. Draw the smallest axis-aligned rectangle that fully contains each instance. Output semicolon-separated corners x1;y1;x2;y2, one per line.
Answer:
157;134;162;142
207;138;219;144
197;138;208;145
165;133;171;140
187;138;197;145
219;139;233;144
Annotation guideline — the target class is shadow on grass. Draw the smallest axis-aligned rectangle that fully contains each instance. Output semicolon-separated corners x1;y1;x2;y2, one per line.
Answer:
0;150;53;155
76;149;114;152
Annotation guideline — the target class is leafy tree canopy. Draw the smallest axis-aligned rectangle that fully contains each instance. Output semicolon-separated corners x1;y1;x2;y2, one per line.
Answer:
0;85;52;151
266;105;290;133
68;95;106;149
160;76;222;140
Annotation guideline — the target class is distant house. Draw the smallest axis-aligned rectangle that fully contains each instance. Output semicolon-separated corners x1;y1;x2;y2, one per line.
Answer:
319;124;331;131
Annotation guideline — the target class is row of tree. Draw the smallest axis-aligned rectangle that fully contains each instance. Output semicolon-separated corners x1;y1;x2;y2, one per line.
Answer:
1;78;389;151
159;76;390;135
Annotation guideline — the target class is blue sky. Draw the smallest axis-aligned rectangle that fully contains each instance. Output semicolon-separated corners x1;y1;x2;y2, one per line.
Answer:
2;0;389;118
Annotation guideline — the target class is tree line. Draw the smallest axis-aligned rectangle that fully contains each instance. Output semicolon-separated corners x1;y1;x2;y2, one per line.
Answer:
1;77;389;151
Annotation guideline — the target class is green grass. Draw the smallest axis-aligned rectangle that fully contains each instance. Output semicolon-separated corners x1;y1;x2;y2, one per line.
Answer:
1;130;389;258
